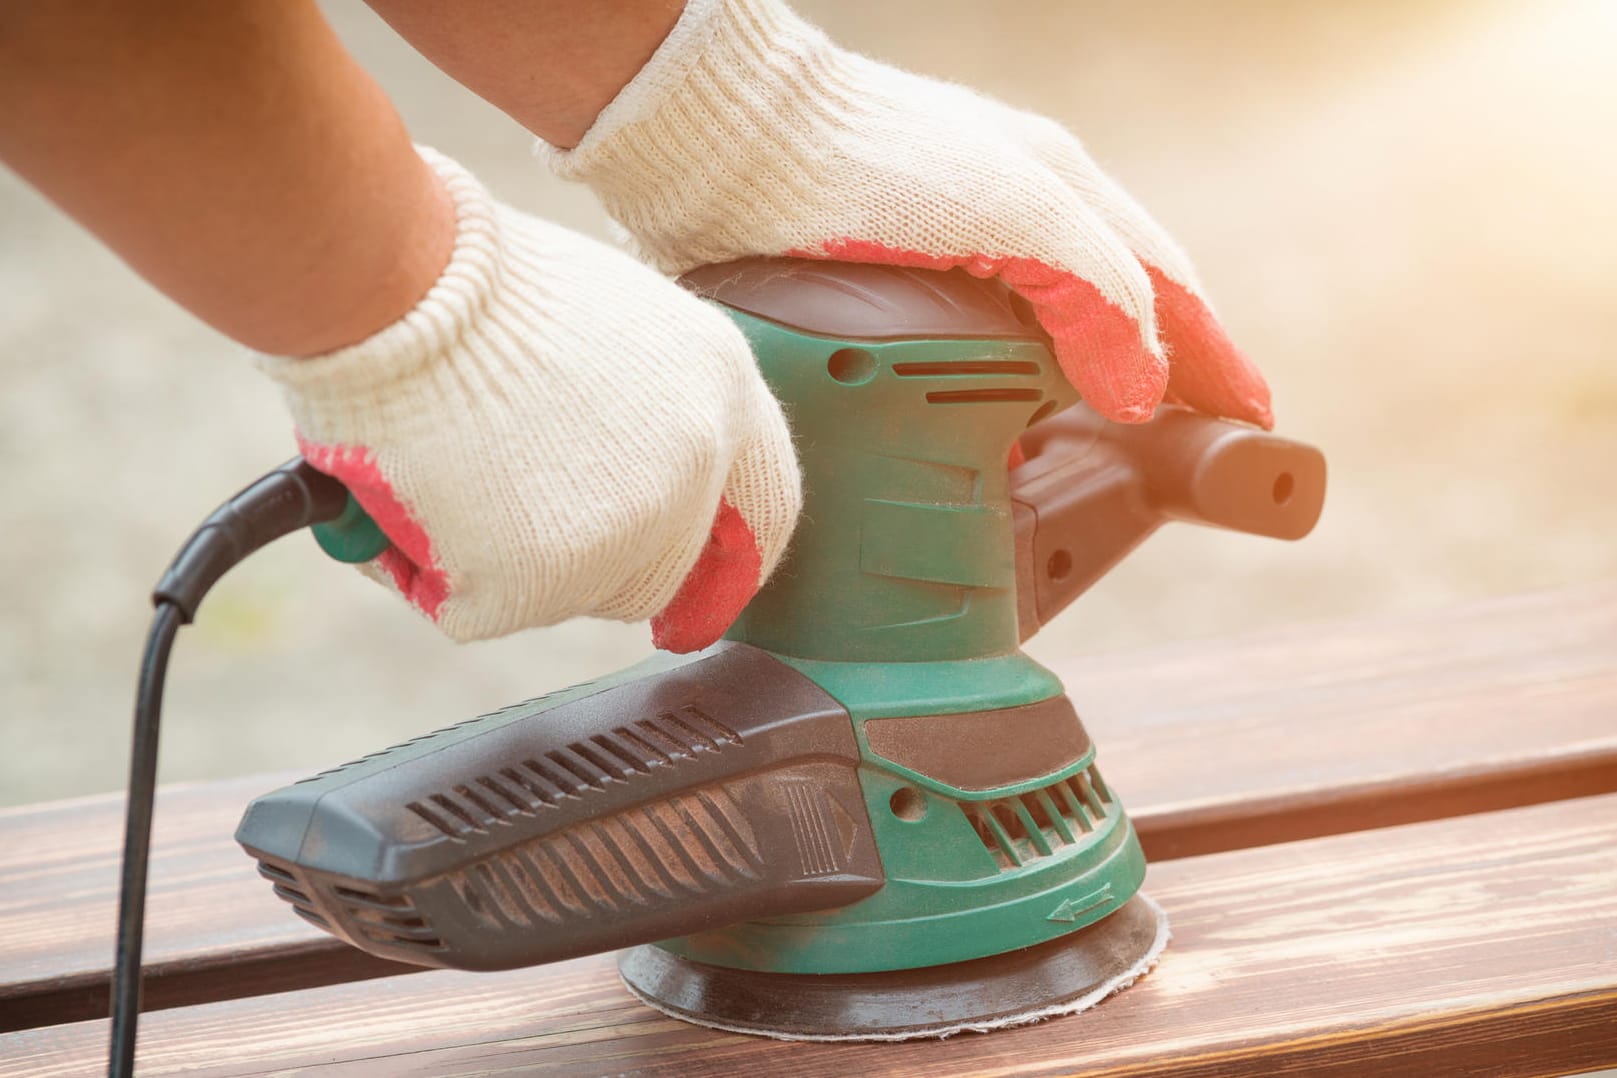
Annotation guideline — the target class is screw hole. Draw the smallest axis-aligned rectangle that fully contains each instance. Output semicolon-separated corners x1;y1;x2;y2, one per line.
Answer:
827;348;877;386
1046;549;1072;580
889;786;927;822
1272;472;1295;506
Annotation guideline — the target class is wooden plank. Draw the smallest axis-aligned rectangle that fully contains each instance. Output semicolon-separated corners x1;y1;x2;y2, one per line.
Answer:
6;793;1615;1077
0;775;419;1034
2;584;1612;1030
1057;581;1617;858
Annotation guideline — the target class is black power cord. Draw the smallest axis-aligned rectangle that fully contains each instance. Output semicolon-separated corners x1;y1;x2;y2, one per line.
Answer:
110;459;353;1078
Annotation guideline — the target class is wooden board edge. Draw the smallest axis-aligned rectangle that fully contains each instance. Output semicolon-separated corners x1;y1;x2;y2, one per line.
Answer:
1072;988;1617;1078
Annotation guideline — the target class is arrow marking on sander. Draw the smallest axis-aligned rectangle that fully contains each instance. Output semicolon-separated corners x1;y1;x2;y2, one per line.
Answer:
1048;883;1113;923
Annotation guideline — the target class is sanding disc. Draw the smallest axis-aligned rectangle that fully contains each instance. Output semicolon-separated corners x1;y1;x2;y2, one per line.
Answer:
618;892;1168;1041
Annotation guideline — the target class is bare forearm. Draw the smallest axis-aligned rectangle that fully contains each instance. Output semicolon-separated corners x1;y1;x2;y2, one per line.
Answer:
363;0;685;148
0;1;453;356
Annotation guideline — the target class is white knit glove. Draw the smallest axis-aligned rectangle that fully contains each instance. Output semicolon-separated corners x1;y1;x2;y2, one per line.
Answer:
257;149;801;651
543;0;1271;429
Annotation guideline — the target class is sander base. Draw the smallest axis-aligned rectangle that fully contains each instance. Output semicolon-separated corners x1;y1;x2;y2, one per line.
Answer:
618;892;1168;1042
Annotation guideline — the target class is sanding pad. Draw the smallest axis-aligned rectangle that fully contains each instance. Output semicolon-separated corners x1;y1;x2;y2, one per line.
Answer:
618;892;1169;1041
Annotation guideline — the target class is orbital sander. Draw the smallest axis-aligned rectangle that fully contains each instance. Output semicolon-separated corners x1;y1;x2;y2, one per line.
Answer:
112;259;1325;1065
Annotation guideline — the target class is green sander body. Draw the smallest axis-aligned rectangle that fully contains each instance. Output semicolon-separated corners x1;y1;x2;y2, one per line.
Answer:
237;259;1325;1038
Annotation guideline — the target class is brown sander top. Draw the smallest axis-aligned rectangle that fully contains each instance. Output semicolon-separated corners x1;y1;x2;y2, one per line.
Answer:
679;258;1045;341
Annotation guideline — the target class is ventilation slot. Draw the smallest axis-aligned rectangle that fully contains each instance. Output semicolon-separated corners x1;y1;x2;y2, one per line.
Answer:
590;734;652;776
442;703;740;812
406;799;462;839
257;860;297;884
294;679;611;784
651;705;743;752
963;765;1115;871
291;907;331;929
892;361;1042;377
403;706;748;846
572;742;632;782
436;783;763;934
333;882;443;952
270;883;311;906
257;858;330;930
546;749;609;791
925;388;1044;405
258;861;440;951
333;885;413;910
433;793;489;832
476;774;540;814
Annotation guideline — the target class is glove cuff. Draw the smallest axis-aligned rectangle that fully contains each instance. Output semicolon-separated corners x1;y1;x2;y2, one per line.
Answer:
554;0;725;162
539;0;853;272
255;147;502;406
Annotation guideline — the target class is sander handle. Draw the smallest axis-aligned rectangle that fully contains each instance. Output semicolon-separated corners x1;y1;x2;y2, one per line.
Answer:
1011;404;1326;640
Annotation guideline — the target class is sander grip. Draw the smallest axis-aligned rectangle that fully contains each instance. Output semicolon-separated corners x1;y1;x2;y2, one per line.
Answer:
1012;405;1326;639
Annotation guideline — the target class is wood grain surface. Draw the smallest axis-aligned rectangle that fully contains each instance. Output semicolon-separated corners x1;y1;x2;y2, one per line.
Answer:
2;585;1613;1034
0;774;421;1033
7;793;1614;1077
1065;581;1617;858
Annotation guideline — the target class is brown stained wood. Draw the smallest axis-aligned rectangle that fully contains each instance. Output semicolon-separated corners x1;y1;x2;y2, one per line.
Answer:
0;773;420;1034
2;584;1614;1031
0;941;408;1039
1060;581;1617;857
6;793;1616;1077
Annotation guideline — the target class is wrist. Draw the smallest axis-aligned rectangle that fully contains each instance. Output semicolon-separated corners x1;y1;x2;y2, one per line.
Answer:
541;0;850;269
365;0;687;150
279;142;458;358
257;149;499;411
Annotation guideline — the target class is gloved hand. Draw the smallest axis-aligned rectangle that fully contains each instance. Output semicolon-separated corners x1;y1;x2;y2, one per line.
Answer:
257;148;801;652
543;0;1271;429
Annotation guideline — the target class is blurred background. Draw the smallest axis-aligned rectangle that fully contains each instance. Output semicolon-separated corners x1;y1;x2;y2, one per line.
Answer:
2;0;1613;807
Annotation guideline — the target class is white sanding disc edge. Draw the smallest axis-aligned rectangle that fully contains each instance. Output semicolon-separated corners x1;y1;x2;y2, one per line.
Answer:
621;891;1172;1043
